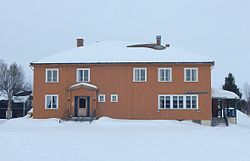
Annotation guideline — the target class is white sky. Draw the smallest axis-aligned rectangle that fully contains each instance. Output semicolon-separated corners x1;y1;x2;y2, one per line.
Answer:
0;0;249;90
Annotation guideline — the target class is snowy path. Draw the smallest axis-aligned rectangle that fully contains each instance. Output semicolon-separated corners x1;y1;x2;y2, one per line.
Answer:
0;112;250;161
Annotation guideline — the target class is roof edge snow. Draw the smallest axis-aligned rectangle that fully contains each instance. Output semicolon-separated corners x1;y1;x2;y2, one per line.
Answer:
212;87;240;99
31;61;215;66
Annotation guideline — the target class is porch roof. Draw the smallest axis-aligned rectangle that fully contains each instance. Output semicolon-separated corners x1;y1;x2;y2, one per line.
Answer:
212;88;240;99
69;82;98;90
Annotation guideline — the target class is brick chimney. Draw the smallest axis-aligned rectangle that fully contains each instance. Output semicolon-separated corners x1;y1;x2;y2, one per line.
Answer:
77;38;84;47
156;35;161;45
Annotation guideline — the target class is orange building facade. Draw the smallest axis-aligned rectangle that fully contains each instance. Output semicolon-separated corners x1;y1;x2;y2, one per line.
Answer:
31;37;214;124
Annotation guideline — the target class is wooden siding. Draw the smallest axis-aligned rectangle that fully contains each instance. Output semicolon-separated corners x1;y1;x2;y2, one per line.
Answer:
33;63;212;120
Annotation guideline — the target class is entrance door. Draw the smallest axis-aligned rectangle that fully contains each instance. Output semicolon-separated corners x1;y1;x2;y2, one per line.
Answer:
78;97;87;117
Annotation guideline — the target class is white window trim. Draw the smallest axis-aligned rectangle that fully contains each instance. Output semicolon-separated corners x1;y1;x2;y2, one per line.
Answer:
45;94;59;109
184;68;198;82
158;67;172;82
111;94;118;103
76;68;90;82
45;68;59;83
158;94;198;110
98;94;106;103
133;67;147;82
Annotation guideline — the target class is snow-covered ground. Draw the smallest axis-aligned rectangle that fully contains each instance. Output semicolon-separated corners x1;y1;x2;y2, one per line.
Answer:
1;111;250;161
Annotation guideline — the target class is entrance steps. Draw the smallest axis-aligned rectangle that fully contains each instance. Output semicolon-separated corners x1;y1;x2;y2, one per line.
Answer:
211;117;228;126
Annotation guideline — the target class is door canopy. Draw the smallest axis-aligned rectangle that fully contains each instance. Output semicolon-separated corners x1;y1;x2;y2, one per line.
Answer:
68;82;98;91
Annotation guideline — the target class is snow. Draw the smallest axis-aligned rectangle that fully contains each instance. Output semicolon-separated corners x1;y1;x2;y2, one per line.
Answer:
0;90;8;100
212;87;240;99
69;82;98;89
0;111;250;161
31;41;214;64
0;91;30;103
12;95;30;103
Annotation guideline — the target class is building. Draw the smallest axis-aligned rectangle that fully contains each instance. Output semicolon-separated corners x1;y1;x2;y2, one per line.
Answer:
31;36;215;125
211;88;239;126
0;91;33;119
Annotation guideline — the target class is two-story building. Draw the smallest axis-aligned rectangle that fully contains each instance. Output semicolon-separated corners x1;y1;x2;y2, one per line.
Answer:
31;36;214;125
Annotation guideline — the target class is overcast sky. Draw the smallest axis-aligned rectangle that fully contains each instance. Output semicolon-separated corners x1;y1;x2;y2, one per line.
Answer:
0;0;249;90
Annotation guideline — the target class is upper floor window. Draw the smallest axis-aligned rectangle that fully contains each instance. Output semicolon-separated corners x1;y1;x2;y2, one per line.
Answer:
46;69;59;83
133;68;147;82
184;68;198;82
158;68;172;82
45;94;58;109
77;68;90;82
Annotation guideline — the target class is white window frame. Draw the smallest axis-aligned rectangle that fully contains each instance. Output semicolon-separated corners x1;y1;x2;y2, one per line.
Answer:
98;94;105;103
45;94;59;109
184;68;198;82
133;67;147;82
111;94;118;103
158;94;198;110
46;68;59;83
76;68;90;82
158;68;172;82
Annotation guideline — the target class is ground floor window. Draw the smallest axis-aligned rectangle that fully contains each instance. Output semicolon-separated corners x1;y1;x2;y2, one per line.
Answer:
111;94;118;102
158;95;198;109
45;95;58;109
98;94;105;103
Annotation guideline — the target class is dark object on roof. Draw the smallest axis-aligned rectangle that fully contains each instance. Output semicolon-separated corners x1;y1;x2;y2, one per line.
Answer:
127;35;170;50
15;91;32;96
127;43;169;50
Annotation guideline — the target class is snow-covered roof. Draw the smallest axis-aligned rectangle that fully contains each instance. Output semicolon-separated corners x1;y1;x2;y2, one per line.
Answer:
69;82;98;90
31;41;214;64
12;96;30;103
212;88;240;99
0;90;31;103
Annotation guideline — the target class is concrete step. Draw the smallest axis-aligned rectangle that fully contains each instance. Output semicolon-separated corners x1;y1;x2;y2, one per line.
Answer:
211;117;227;126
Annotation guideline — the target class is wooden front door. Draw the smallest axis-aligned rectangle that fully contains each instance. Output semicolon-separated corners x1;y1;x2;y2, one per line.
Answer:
78;97;87;117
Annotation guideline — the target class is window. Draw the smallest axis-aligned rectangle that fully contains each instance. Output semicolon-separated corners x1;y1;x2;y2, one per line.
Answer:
186;96;191;108
158;96;171;109
77;68;90;82
45;95;58;109
179;96;184;108
173;96;178;108
46;69;59;83
158;68;172;82
184;68;198;82
111;94;118;102
165;96;171;108
133;68;147;82
98;94;105;103
158;95;198;109
192;96;197;109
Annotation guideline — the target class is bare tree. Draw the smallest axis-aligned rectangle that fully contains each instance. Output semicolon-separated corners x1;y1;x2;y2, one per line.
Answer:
0;59;27;119
243;83;250;115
